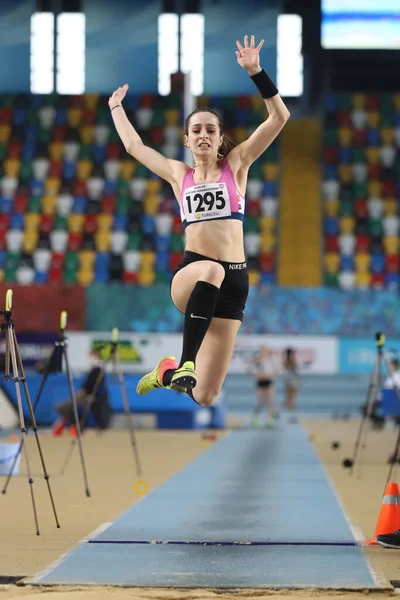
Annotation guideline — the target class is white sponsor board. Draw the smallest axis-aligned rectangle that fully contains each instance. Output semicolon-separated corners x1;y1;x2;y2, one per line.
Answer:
67;332;337;375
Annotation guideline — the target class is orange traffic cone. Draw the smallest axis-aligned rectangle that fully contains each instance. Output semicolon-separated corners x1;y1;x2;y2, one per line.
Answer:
366;482;400;545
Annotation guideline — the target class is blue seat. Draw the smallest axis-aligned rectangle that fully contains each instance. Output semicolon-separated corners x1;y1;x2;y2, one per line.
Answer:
103;180;117;196
92;145;106;163
155;235;170;253
63;162;77;181
324;217;339;236
95;252;110;270
339;147;353;164
386;273;399;289
124;95;140;111
12;109;26;127
34;271;49;284
94;271;109;283
0;250;6;268
394;112;400;127
155;251;169;272
0;197;13;214
30;178;44;195
236;110;249;127
177;146;185;161
54;108;67;125
324;94;337;112
366;127;380;147
10;214;24;230
22;145;35;160
340;255;354;271
262;181;278;196
370;253;385;274
260;272;275;285
72;197;87;214
323;165;338;180
209;96;224;109
141;215;156;235
113;215;128;231
30;94;44;109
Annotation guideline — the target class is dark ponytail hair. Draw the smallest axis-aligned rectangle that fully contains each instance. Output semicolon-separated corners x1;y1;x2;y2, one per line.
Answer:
184;107;236;158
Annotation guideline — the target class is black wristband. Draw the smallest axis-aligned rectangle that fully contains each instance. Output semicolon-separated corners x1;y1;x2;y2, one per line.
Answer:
110;104;122;112
250;69;278;99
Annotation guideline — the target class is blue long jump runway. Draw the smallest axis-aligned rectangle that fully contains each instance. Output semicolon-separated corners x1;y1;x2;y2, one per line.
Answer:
27;424;381;589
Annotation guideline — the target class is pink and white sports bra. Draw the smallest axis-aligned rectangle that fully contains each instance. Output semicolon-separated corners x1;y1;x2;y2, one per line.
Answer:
179;158;246;229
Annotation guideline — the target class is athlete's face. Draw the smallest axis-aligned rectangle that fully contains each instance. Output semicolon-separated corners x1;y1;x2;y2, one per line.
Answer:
185;112;223;158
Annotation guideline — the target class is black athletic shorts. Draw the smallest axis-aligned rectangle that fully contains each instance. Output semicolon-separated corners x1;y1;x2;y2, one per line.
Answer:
257;379;274;388
171;250;249;321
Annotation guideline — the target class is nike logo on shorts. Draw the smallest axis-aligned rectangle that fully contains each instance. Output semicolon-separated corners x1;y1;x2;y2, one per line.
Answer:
190;313;207;320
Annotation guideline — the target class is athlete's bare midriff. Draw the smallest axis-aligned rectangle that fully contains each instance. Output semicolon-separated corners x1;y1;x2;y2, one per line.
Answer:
170;158;247;263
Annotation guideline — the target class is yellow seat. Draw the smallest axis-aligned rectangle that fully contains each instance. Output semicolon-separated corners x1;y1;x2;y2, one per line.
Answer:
339;216;355;234
68;214;84;233
260;231;275;253
355;271;371;288
0;269;4;282
46;178;61;195
248;270;260;286
25;214;40;231
262;163;279;181
394;95;400;111
383;236;399;255
140;250;156;269
49;142;63;161
352;94;365;110
250;95;265;111
97;214;113;231
95;230;110;252
259;216;275;232
338;127;352;146
355;253;370;273
80;126;94;144
324;199;339;217
67;108;82;128
3;159;20;178
42;195;57;215
236;127;248;143
165;109;179;126
144;194;158;216
384;199;397;216
381;128;394;145
367;181;382;197
0;125;11;143
138;269;155;286
366;148;380;164
120;161;135;180
76;160;93;180
146;179;162;194
366;111;380;128
79;250;96;269
23;231;38;253
338;165;352;184
325;253;339;274
84;94;99;109
77;268;94;287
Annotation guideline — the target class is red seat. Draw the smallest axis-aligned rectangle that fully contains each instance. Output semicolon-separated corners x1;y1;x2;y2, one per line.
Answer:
170;251;183;271
371;273;385;288
70;95;84;108
325;235;338;253
72;180;87;196
7;142;21;159
122;271;138;284
107;144;123;159
53;126;66;141
84;214;97;235
368;164;381;180
0;215;10;232
101;197;116;214
386;254;399;273
353;130;366;146
82;108;96;125
324;147;338;164
40;214;54;234
49;161;63;178
0;230;7;249
172;216;183;235
366;96;379;110
51;252;65;269
68;232;82;252
13;193;28;215
338;111;351;127
259;253;274;273
140;94;154;109
151;127;164;146
354;199;368;219
0;108;12;125
247;199;260;217
237;96;252;110
383;182;396;197
48;266;63;283
355;235;370;253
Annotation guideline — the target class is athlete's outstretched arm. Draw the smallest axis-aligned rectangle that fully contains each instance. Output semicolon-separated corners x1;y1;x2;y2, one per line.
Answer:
229;35;290;168
109;84;184;184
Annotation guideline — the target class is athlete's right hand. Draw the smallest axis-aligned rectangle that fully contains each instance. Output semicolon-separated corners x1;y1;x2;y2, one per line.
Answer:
109;83;129;109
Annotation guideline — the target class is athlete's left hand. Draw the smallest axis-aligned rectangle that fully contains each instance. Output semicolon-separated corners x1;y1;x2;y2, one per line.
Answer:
235;35;264;76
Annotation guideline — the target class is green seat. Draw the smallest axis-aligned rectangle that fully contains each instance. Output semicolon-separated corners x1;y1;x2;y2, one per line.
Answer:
353;148;366;163
63;268;77;284
353;182;367;199
38;128;52;143
3;268;16;282
20;161;32;183
109;128;120;143
324;272;338;287
170;235;184;252
264;143;279;162
116;194;131;215
369;219;383;237
135;163;149;178
28;109;39;126
118;181;130;195
1;95;15;108
339;199;353;216
79;145;92;160
167;93;181;109
0;143;7;162
339;189;353;203
250;162;262;178
337;94;352;111
223;97;237;111
65;252;79;271
54;214;68;230
156;271;171;284
5;252;20;270
28;196;42;213
324;127;338;145
151;108;165;127
97;108;110;125
381;95;393;117
127;232;140;250
244;217;259;233
43;94;57;107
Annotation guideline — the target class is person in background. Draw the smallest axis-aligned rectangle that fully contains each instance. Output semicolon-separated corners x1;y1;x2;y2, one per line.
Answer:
52;349;112;436
281;347;301;423
248;346;280;428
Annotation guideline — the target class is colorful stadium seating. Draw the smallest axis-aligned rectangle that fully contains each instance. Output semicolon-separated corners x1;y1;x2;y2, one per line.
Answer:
322;93;400;290
0;93;279;286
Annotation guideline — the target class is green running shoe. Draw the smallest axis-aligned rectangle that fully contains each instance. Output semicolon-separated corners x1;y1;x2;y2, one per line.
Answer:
170;361;197;390
136;356;177;396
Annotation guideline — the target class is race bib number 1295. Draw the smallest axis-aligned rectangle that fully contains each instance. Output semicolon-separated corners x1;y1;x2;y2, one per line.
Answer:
183;182;231;223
